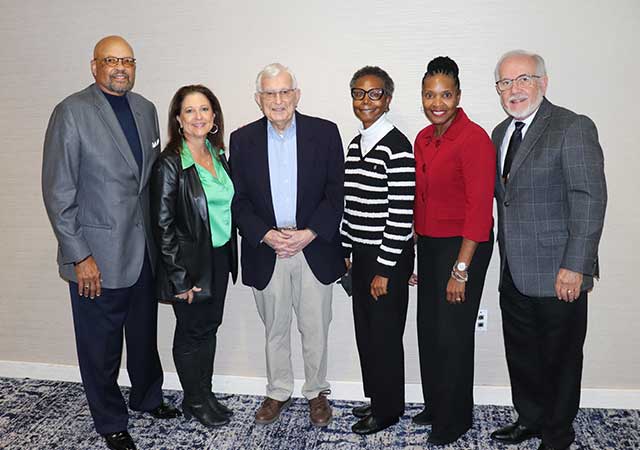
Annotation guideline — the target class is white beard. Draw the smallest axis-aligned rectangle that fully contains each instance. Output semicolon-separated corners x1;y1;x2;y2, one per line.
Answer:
503;90;543;119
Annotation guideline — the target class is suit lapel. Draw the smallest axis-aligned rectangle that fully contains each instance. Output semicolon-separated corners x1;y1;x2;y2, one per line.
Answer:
189;167;209;224
91;84;141;184
252;118;277;222
295;112;313;216
507;97;553;182
127;93;154;191
492;118;510;196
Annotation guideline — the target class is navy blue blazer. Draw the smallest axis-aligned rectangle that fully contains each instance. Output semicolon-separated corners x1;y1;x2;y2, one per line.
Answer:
230;112;346;290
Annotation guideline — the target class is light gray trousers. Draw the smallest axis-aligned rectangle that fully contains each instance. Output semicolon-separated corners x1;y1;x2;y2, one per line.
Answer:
252;252;333;401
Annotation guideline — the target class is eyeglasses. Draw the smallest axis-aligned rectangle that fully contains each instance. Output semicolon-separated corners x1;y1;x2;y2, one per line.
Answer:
495;74;541;92
351;87;385;101
259;89;297;99
94;56;137;68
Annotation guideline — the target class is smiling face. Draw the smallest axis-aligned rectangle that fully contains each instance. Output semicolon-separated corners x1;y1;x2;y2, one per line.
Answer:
422;73;461;135
352;75;391;129
91;36;135;96
497;54;547;119
176;92;215;142
255;71;300;133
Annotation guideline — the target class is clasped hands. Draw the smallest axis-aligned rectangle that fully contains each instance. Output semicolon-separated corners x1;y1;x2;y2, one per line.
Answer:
263;228;316;258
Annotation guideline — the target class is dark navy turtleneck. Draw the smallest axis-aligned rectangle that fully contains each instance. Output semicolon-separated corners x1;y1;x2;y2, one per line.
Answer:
102;91;143;175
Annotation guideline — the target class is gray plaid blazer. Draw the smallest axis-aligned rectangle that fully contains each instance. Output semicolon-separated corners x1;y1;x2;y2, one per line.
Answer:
493;98;607;297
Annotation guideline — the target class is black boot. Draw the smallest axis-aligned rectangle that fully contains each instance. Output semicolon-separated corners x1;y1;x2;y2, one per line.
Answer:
173;349;229;427
199;335;233;418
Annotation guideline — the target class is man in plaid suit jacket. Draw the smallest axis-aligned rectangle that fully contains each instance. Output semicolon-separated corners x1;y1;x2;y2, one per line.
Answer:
490;50;607;450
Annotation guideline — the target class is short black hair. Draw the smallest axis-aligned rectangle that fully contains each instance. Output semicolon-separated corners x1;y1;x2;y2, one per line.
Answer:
350;66;395;96
422;56;460;90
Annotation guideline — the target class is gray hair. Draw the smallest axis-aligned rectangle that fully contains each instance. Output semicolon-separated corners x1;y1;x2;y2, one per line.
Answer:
494;50;547;81
350;66;395;96
255;63;298;92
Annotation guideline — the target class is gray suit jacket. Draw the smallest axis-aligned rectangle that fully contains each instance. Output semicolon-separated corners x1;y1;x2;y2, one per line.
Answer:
42;83;161;288
493;97;607;297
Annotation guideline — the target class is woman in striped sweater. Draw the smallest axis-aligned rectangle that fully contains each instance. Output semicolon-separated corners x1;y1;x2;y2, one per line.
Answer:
340;66;415;435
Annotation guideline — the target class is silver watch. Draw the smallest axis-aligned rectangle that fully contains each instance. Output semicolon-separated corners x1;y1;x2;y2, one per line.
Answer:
454;261;468;272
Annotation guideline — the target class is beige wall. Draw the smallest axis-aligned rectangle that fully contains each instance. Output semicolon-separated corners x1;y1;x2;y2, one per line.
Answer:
1;0;638;389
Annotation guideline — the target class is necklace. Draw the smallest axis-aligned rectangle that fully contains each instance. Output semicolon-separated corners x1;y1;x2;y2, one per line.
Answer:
197;152;216;176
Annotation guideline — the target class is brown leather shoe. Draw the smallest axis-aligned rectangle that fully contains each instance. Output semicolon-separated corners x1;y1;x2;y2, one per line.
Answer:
255;397;292;424
309;391;332;427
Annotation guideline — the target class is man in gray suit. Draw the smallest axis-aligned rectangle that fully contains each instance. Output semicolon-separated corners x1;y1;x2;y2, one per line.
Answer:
42;36;179;450
489;50;607;450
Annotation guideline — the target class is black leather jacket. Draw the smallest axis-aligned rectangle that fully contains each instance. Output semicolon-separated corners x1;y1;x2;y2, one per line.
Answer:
150;148;238;302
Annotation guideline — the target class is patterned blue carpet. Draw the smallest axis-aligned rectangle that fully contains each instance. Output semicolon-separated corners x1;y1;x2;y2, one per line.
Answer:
0;377;638;449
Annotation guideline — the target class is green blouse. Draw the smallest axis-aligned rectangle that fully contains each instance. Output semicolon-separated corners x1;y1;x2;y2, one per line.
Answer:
180;140;234;248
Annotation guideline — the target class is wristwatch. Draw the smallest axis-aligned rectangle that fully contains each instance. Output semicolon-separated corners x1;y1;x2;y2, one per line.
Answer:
454;261;468;272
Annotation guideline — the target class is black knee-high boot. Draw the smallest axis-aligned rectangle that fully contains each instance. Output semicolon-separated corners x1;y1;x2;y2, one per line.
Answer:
198;334;233;418
173;349;229;427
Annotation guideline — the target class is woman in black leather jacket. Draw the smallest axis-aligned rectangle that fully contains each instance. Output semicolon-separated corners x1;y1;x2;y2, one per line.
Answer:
151;85;238;428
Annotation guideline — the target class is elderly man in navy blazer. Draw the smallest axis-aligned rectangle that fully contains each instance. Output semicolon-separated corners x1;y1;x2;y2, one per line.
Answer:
42;36;179;450
490;50;607;450
230;63;345;427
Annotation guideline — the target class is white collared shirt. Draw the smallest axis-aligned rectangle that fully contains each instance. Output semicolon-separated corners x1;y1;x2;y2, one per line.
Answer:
499;108;539;176
359;113;394;156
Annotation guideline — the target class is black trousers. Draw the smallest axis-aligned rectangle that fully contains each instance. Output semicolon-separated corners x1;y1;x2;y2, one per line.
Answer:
500;262;587;449
70;253;163;435
417;234;493;441
172;244;230;364
352;244;413;420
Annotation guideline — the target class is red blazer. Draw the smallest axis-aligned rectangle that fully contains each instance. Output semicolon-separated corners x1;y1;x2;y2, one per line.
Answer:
414;108;495;242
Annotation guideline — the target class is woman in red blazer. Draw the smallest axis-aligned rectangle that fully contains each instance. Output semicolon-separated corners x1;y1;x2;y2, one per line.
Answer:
412;57;496;444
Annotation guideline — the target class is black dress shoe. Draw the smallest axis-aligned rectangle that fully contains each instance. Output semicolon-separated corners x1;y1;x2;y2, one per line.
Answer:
490;422;541;444
352;403;372;418
412;407;432;425
103;431;136;450
352;415;399;435
148;402;182;419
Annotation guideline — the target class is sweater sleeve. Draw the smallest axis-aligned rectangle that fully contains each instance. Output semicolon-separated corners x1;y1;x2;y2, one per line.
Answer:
376;138;415;276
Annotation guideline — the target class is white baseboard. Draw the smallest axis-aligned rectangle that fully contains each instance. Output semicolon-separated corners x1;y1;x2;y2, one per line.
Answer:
1;360;638;410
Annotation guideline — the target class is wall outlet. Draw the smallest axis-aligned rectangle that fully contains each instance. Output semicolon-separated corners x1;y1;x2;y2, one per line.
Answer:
476;309;488;332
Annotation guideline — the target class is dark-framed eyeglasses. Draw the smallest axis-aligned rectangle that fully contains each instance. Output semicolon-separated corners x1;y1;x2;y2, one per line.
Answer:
351;87;385;101
495;74;541;92
94;56;137;68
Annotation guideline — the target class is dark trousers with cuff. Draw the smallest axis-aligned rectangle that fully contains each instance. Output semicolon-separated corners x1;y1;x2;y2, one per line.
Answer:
417;234;493;441
500;261;587;449
69;252;163;435
352;244;413;420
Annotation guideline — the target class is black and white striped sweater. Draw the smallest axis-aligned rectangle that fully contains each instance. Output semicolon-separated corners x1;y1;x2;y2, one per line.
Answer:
340;127;415;276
